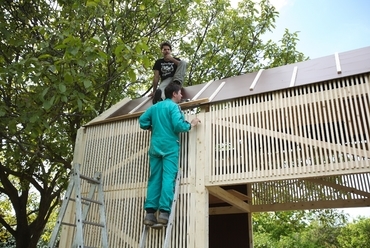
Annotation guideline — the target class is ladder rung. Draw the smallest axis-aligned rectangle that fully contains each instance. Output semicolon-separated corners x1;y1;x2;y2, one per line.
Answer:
61;222;76;227
81;197;103;205
69;198;89;205
60;220;105;228
83;220;105;227
79;174;100;184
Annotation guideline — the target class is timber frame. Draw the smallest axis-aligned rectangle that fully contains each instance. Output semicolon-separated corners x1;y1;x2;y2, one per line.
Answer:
59;46;370;248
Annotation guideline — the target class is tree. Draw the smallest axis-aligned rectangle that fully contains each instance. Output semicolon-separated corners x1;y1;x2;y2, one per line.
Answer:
0;196;15;247
253;209;349;248
0;0;306;247
338;217;370;248
180;0;305;85
264;28;308;68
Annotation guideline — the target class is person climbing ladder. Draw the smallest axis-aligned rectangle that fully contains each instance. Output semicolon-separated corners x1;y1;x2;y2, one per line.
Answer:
139;82;200;225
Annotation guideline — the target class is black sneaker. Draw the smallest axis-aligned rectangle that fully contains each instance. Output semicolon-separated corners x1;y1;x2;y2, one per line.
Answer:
144;213;157;226
152;89;163;105
157;211;169;225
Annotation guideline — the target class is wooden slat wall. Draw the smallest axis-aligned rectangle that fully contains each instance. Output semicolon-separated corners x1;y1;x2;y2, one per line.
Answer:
61;117;195;247
208;74;370;185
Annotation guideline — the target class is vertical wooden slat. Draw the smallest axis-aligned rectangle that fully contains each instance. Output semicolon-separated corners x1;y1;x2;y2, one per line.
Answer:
282;91;290;175
276;96;284;176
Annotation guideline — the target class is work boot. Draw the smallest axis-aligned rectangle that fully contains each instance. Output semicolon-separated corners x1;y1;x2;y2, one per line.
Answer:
143;213;157;226
157;211;169;225
152;89;163;105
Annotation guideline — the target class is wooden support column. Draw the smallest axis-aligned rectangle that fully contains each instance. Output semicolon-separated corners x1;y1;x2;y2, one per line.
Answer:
189;109;209;248
247;183;253;248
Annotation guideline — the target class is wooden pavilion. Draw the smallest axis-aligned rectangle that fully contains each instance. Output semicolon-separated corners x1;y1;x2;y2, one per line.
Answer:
59;46;370;248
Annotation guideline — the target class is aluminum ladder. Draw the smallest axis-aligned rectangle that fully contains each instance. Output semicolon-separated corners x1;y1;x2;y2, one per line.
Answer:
48;163;108;248
139;170;181;248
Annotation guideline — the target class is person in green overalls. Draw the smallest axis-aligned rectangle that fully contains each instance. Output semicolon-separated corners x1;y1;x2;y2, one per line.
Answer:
139;82;201;226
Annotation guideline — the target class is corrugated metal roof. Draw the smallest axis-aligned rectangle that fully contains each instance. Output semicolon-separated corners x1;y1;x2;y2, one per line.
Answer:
87;46;370;126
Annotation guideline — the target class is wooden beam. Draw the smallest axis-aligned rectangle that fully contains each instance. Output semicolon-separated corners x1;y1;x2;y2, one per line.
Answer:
250;198;370;212
209;189;251;204
304;178;370;198
209;206;244;215
228;189;251;201
208;186;251;213
209;198;370;215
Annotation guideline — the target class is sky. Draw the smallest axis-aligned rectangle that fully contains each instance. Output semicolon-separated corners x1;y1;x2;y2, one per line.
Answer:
231;0;370;219
267;0;370;59
232;0;370;59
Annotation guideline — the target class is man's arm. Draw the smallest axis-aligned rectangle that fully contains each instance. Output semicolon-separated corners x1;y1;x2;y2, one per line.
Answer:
170;105;200;132
139;108;152;130
149;70;160;97
164;54;180;66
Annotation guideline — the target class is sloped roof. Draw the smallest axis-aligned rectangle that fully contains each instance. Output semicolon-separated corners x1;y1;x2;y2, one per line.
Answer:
86;46;370;126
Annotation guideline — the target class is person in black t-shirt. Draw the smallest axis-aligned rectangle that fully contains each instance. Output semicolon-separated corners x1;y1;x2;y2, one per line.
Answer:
149;41;187;104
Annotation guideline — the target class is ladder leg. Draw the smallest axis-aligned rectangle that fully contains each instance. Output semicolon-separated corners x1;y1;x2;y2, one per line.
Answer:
48;177;75;248
163;170;181;248
72;164;84;248
97;175;109;247
139;170;181;248
47;163;109;248
139;225;149;248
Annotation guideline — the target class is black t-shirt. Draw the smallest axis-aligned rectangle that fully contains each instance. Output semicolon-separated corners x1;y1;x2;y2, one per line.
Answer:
153;58;181;81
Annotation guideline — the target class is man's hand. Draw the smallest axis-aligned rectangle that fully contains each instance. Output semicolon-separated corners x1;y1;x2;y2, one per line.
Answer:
190;118;201;127
164;54;174;61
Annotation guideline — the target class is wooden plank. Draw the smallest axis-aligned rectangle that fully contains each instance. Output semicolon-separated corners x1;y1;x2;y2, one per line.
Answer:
208;186;251;213
251;198;370;212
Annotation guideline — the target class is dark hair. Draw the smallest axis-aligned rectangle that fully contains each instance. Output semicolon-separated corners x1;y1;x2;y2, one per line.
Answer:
164;82;181;99
160;41;172;50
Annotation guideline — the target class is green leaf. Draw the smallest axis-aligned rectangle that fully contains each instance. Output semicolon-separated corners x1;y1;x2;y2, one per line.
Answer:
77;98;83;111
43;100;52;110
83;79;92;89
30;114;39;123
43;96;55;110
61;95;68;102
143;56;151;68
38;54;51;59
64;73;73;83
86;0;98;7
41;87;50;99
59;84;66;93
128;69;137;82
